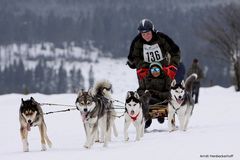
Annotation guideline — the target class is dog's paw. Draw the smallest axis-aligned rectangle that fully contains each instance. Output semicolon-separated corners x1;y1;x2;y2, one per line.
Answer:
169;128;177;132
41;144;47;151
22;140;29;152
83;145;89;149
46;139;52;148
124;137;129;141
23;148;29;152
83;144;90;149
48;142;52;148
103;143;108;147
179;127;185;131
181;128;187;132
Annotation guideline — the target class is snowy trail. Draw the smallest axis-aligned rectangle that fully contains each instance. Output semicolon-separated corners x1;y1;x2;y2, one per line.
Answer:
0;86;239;160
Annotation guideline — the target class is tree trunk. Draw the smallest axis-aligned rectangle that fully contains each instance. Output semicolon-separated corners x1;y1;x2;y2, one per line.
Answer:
234;60;240;91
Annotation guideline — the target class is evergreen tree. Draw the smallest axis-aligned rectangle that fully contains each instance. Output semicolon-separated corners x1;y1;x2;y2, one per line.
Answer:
43;66;54;94
77;68;85;90
88;65;94;88
69;66;77;93
69;66;85;92
23;85;29;95
15;59;25;92
34;59;45;92
24;69;34;93
57;61;67;93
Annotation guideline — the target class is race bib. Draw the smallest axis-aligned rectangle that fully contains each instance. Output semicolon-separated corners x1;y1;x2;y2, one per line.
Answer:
143;44;163;63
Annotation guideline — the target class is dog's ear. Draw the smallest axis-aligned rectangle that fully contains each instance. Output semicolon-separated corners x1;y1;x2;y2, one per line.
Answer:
21;98;24;103
171;79;176;87
88;88;94;96
181;80;185;88
126;91;132;99
30;97;38;104
134;91;140;99
78;89;84;96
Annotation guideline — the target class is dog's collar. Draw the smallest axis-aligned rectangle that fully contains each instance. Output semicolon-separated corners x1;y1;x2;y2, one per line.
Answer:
128;112;140;122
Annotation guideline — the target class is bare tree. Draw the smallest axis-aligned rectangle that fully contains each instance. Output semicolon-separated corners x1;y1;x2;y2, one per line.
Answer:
200;3;240;91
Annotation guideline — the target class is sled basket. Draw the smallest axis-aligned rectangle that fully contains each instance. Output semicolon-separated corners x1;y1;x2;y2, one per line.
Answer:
148;104;168;119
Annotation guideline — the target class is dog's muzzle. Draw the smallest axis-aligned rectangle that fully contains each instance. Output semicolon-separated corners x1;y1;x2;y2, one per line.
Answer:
130;110;135;115
174;95;184;104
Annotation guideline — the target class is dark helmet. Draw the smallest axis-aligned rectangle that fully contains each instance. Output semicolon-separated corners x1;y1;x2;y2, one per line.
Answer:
193;58;199;63
138;19;154;33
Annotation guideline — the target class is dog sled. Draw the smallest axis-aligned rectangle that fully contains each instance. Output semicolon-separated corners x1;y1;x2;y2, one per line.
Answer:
148;102;168;120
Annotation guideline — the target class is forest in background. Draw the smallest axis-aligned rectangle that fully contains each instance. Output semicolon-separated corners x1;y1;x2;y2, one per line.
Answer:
0;0;239;93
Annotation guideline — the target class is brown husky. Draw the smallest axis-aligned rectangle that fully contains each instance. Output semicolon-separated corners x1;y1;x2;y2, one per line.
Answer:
75;80;117;148
19;97;52;152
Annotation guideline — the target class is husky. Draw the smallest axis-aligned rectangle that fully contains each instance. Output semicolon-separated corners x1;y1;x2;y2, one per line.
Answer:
75;80;117;148
124;91;145;141
19;97;52;152
168;73;197;132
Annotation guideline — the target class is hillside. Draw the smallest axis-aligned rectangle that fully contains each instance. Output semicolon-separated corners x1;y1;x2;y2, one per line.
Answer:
1;0;240;91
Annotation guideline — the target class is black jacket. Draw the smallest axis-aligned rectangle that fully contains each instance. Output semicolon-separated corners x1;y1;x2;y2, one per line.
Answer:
127;31;180;69
137;72;171;102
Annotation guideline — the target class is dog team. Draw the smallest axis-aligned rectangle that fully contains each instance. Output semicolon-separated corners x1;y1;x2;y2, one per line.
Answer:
18;18;201;151
19;72;197;152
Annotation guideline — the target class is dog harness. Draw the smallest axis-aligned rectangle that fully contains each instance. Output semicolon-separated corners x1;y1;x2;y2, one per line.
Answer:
169;92;192;114
169;101;181;114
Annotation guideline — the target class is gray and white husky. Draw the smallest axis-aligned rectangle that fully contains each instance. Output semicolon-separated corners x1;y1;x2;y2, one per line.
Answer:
19;97;52;152
75;80;117;148
124;91;145;141
168;73;197;131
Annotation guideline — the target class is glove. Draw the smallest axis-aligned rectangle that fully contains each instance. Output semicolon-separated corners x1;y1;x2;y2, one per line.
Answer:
144;90;151;98
163;65;177;80
137;68;149;80
126;60;136;69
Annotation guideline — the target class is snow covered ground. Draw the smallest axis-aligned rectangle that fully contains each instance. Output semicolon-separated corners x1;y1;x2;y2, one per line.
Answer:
0;58;239;160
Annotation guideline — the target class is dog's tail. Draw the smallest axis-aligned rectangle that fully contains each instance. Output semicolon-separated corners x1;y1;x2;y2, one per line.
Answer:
92;80;113;132
92;80;112;98
185;73;198;93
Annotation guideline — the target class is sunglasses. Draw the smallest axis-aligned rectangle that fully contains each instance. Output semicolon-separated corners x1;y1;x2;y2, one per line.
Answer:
150;68;160;73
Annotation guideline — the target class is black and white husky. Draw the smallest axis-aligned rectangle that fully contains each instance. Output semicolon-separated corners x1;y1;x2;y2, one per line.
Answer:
124;91;145;141
19;97;52;152
168;74;197;131
75;80;117;148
